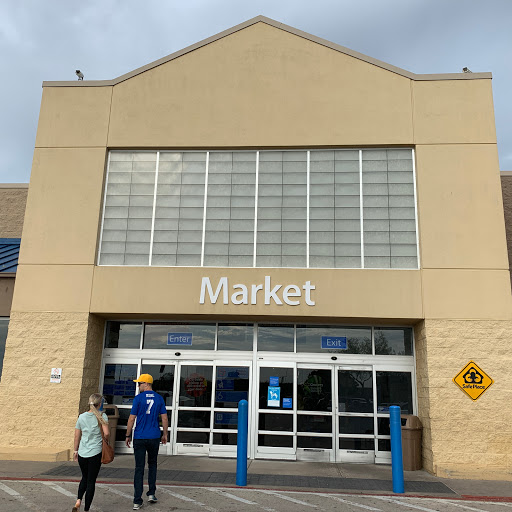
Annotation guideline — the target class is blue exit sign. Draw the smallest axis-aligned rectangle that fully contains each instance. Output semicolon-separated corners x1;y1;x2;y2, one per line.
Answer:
167;332;193;346
321;336;347;350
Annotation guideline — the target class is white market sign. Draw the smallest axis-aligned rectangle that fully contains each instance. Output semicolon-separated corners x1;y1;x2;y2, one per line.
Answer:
200;276;316;306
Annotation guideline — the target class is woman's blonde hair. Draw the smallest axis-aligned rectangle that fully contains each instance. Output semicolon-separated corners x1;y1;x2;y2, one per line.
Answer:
88;393;108;425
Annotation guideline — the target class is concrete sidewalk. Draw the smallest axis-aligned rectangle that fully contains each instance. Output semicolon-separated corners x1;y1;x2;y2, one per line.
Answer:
0;455;511;501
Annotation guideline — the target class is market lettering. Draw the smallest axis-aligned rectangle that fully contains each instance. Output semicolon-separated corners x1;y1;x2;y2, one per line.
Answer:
199;276;315;306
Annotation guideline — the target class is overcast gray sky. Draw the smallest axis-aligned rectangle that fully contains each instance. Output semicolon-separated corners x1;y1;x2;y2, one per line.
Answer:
1;0;511;183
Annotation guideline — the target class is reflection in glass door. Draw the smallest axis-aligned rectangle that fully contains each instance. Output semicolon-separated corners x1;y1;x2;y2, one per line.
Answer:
175;364;213;455
174;362;251;457
256;363;295;459
297;366;334;461
211;365;250;456
337;367;375;463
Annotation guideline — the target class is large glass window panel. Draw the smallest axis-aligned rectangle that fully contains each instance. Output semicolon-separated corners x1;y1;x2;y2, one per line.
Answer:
257;324;294;352
362;149;416;269
143;322;215;350
179;365;213;407
376;371;413;414
105;322;142;349
155;152;206;267
297;368;332;411
338;370;373;413
217;323;253;351
310;151;335;268
204;152;256;267
99;149;417;270
102;364;137;406
100;152;156;265
374;327;413;356
140;364;175;406
296;325;371;354
257;151;307;268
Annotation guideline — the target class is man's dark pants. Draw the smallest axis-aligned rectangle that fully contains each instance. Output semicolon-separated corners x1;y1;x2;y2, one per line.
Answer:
133;438;160;505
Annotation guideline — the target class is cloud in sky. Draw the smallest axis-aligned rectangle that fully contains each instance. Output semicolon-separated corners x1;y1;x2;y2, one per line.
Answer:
1;0;511;182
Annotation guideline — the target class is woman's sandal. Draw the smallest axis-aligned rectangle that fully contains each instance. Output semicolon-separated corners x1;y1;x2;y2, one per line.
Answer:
72;499;81;511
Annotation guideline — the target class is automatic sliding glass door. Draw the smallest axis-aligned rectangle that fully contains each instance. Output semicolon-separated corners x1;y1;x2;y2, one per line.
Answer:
211;364;251;457
336;367;375;463
296;366;334;461
256;363;295;460
175;363;213;455
174;361;252;457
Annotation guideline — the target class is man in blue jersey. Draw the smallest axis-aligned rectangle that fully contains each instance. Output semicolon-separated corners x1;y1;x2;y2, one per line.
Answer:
125;374;168;510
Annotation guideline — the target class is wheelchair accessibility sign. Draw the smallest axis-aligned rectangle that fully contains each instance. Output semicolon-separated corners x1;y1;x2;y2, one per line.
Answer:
453;360;494;401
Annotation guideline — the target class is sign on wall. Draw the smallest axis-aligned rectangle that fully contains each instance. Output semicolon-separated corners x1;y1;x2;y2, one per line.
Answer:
168;332;193;346
50;368;62;383
453;360;494;401
321;336;347;350
199;276;316;306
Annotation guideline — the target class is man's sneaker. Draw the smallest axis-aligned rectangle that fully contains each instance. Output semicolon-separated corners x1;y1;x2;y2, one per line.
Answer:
148;495;158;503
133;503;144;510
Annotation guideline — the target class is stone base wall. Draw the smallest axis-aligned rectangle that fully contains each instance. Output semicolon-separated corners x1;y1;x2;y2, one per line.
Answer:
0;312;104;455
0;187;28;238
416;319;512;480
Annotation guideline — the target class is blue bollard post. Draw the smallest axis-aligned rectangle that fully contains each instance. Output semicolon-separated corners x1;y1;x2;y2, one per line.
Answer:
236;399;248;486
390;405;404;493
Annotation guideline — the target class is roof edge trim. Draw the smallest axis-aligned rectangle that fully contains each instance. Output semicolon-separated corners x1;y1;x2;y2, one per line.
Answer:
42;15;492;88
0;183;29;188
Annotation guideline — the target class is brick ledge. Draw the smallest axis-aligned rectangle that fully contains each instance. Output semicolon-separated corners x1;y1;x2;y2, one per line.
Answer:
0;447;70;462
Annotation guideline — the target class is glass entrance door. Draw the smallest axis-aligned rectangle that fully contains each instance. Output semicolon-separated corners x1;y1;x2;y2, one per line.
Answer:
297;366;334;461
174;363;213;455
287;364;377;463
256;363;295;460
143;361;252;457
336;367;375;463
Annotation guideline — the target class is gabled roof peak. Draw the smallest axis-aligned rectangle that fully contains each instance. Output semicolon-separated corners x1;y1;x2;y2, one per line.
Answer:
43;15;491;88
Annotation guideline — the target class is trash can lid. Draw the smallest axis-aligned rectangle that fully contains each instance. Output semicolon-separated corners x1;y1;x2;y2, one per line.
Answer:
401;414;422;429
103;404;120;418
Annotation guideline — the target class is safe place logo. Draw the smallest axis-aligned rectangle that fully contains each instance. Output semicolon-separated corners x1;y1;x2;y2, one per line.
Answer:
453;360;494;401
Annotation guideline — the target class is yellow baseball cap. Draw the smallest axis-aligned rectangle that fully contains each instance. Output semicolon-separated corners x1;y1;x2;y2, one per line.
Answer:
133;373;154;384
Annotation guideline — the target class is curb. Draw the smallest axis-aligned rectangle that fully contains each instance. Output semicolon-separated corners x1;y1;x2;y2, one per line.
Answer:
1;476;512;502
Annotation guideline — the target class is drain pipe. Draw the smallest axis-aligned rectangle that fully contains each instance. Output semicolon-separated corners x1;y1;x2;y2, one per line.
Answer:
390;405;404;493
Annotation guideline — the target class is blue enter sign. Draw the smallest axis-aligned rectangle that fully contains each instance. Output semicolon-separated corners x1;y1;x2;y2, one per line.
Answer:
321;336;347;350
167;332;193;346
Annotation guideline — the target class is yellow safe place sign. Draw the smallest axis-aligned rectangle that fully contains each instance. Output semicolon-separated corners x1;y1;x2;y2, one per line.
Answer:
453;361;494;401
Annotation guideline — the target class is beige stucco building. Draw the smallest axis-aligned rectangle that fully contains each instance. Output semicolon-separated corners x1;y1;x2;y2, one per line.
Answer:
0;16;511;480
